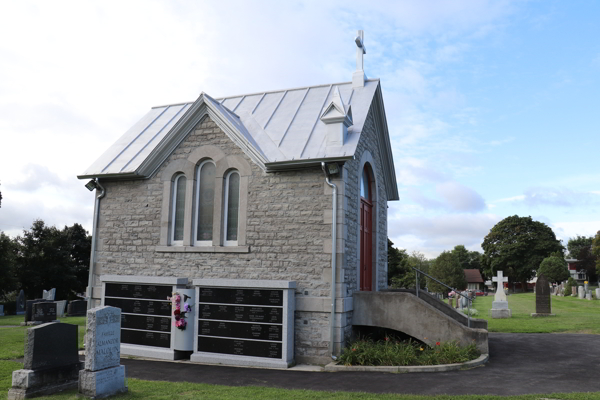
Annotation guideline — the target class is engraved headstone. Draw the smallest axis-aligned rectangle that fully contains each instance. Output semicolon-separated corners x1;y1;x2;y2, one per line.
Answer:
79;306;128;398
8;323;83;399
25;299;50;323
572;286;577;296
43;288;56;301
586;290;593;301
578;286;585;299
531;274;554;317
16;290;25;315
67;300;87;316
596;288;600;300
33;302;57;323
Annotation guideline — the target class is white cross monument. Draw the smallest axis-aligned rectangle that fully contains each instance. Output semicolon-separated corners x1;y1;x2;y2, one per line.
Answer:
492;270;508;302
352;30;367;88
491;270;512;318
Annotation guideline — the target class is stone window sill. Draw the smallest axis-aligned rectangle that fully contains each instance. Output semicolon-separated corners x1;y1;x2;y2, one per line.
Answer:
155;245;250;253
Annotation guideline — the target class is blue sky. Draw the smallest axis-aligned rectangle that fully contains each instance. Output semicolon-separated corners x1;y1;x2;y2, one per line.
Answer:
1;1;599;258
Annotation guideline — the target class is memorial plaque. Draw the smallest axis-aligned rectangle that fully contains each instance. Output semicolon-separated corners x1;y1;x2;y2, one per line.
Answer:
67;300;88;316
104;283;172;300
199;320;282;341
199;288;283;306
121;314;171;332
25;299;50;322
33;302;57;323
198;336;282;358
199;304;282;323
121;329;171;348
535;274;551;314
104;298;171;316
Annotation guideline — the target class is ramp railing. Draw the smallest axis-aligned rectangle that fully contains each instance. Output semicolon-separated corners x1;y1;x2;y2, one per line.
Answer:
413;267;471;328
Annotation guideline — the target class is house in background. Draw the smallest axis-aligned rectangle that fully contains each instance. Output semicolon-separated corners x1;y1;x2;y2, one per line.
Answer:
566;259;587;284
464;269;484;291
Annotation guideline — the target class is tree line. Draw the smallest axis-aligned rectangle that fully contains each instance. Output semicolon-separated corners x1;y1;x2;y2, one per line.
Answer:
389;215;600;293
0;219;91;303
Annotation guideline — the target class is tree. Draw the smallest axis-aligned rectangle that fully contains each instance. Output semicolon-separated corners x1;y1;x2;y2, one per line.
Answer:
427;251;466;294
481;215;564;292
0;232;17;298
537;256;570;284
593;231;600;279
387;239;409;286
568;235;597;282
451;245;484;276
14;220;91;300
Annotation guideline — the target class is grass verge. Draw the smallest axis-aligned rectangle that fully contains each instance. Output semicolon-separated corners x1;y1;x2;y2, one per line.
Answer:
471;292;600;333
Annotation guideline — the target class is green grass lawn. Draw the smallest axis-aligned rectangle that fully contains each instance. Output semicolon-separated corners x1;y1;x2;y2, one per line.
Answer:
470;292;600;333
4;309;600;400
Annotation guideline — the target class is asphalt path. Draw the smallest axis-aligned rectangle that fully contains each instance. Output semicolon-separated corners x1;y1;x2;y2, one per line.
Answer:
121;333;600;396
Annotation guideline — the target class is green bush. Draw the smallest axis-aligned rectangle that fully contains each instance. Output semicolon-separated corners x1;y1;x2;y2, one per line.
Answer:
338;337;480;366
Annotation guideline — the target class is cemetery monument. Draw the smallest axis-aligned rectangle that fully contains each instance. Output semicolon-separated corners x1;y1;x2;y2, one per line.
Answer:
8;323;83;399
531;274;554;317
16;290;25;315
79;306;128;398
490;270;511;318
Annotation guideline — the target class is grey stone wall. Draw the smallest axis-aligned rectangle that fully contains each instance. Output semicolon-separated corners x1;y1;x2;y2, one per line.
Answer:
92;109;390;364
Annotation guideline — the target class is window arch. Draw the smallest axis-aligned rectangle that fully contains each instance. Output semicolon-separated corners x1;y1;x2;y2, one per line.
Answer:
195;160;216;245
223;170;240;246
171;173;187;245
359;161;377;291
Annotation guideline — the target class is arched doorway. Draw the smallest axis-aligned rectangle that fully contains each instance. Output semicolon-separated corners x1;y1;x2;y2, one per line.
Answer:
360;165;374;291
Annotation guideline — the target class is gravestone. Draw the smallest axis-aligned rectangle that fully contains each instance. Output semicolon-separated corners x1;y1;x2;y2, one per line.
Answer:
491;270;511;318
24;299;50;324
531;274;554;317
33;302;57;323
55;300;67;318
572;286;577;296
0;305;4;316
67;300;87;316
578;286;585;299
586;290;593;301
584;282;589;292
8;323;83;399
596;288;600;299
16;290;25;315
79;306;128;398
42;288;56;301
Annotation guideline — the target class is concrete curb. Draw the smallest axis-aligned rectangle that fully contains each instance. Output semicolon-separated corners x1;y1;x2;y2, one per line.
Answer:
324;353;488;373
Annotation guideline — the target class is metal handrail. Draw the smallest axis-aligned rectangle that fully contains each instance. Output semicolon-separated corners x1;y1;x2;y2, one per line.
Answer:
412;266;471;328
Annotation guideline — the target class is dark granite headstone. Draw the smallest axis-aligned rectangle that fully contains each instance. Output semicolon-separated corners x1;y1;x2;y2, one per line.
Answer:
25;299;50;322
24;322;80;370
16;290;25;315
535;274;552;315
33;302;57;323
67;300;87;316
8;322;83;399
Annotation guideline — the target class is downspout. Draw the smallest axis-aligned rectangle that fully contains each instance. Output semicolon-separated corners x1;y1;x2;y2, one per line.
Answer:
321;162;338;360
87;179;105;310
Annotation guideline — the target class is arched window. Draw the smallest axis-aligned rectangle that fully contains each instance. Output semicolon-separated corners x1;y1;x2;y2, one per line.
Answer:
171;174;186;245
195;160;215;245
360;164;373;291
223;170;240;245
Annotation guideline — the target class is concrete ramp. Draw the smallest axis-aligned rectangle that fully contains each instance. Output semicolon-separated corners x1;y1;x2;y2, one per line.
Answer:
353;291;488;354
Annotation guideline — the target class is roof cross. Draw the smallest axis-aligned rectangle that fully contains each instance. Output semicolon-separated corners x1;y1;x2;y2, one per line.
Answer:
352;30;367;88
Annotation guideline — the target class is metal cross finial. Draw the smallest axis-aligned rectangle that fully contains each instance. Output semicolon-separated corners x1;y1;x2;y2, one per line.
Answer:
355;30;366;72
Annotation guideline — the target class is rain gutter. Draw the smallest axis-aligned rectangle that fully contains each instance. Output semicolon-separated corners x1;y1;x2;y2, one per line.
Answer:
87;179;105;310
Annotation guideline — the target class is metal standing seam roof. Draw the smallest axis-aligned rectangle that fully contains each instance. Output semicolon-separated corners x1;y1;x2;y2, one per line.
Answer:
80;79;382;178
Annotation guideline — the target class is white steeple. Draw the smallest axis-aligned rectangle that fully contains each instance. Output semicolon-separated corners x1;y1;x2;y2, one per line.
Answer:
352;30;366;88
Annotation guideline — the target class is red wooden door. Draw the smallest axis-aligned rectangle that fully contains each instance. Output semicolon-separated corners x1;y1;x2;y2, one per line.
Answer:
360;198;373;291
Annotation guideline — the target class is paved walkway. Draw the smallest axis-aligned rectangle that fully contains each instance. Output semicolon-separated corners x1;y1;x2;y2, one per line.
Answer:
121;333;600;396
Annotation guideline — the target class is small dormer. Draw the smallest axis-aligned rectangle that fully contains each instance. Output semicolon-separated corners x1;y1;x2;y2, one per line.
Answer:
320;86;353;147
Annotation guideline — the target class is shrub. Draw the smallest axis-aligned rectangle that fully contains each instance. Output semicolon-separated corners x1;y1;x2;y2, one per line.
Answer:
338;336;480;366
